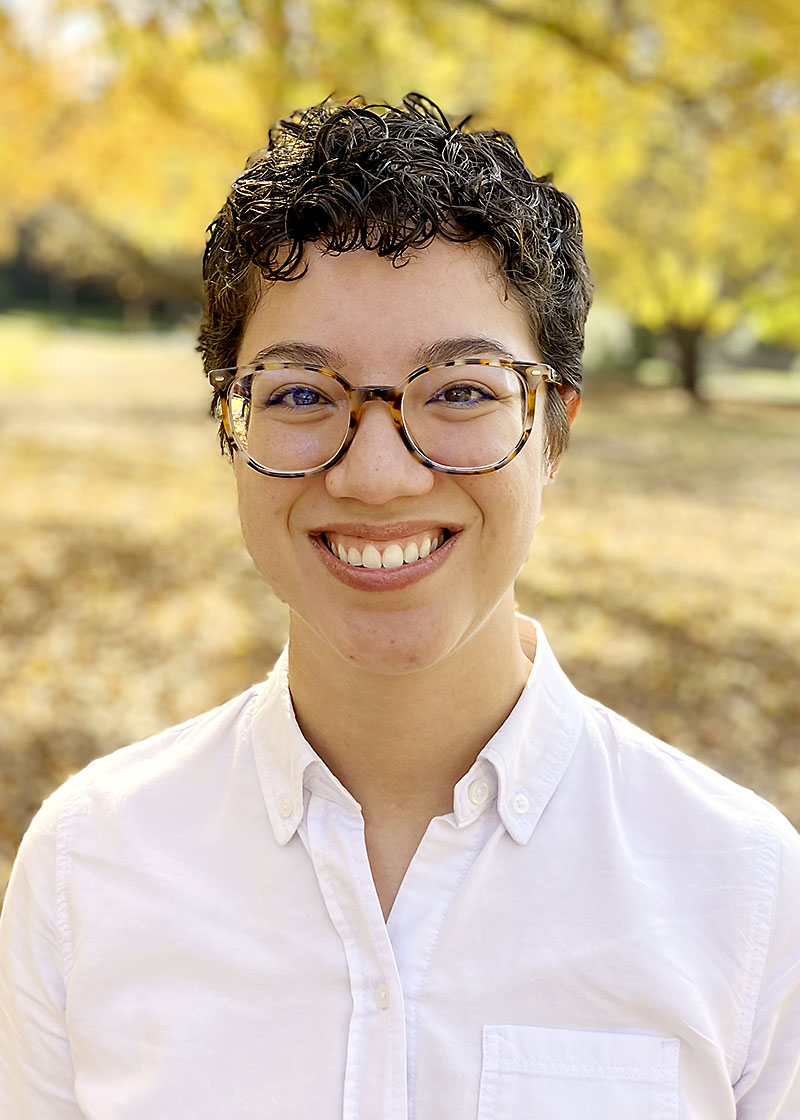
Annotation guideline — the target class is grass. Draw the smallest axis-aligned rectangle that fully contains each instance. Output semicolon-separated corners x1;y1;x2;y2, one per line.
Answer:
1;315;798;895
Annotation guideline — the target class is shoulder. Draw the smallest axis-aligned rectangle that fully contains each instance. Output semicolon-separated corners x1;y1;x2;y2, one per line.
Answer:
21;683;265;851
578;692;800;875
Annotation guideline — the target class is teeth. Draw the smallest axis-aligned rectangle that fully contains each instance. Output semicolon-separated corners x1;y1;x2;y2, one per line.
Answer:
325;531;450;569
381;544;405;569
362;544;382;569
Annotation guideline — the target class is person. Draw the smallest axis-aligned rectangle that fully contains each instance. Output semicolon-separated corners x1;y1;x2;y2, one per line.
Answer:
1;93;798;1119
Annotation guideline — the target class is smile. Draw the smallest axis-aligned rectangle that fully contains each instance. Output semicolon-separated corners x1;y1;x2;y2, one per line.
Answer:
310;523;460;592
321;530;451;569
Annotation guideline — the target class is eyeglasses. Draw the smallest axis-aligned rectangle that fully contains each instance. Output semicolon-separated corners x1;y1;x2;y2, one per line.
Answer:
208;358;562;477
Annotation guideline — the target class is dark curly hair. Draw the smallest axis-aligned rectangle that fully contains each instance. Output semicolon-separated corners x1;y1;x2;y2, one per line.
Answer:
198;93;593;465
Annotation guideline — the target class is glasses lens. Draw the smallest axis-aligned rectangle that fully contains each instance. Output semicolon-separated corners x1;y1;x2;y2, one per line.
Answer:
228;367;349;473
402;364;527;469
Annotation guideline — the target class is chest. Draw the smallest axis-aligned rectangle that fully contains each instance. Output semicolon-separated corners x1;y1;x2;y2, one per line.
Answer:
63;795;751;1119
364;816;432;920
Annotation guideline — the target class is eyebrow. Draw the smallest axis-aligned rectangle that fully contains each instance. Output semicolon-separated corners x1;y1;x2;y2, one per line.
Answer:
246;336;519;371
413;336;518;366
246;342;347;367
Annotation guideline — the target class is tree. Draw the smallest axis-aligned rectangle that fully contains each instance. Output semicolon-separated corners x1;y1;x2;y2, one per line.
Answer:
451;0;800;395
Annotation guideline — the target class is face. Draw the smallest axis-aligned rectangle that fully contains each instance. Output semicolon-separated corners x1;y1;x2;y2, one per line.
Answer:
234;238;564;677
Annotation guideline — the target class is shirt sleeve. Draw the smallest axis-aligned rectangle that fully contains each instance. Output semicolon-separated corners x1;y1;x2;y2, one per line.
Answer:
734;810;800;1118
0;793;84;1119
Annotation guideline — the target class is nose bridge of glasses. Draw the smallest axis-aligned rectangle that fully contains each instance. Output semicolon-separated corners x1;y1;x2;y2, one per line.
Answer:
350;385;405;425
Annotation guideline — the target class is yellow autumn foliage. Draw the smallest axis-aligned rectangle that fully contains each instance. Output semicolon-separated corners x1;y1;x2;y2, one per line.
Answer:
1;0;797;345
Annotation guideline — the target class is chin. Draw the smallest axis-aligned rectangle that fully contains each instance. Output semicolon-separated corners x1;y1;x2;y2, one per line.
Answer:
297;604;462;679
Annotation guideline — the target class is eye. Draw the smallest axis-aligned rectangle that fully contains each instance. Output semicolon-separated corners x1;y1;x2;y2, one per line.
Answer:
429;382;497;407
264;384;333;410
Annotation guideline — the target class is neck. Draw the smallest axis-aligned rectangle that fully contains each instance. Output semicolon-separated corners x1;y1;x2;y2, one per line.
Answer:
286;602;533;824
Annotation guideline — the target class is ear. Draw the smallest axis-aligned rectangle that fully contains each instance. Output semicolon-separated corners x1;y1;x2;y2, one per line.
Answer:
562;388;581;427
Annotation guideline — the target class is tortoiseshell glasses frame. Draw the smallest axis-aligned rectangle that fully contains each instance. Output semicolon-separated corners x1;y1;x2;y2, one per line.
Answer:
208;357;563;478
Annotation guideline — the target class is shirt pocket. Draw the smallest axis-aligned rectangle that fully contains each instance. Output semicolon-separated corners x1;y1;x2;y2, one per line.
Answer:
477;1025;680;1120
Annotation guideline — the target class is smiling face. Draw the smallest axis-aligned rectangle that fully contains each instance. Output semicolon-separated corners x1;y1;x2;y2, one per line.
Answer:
234;238;559;678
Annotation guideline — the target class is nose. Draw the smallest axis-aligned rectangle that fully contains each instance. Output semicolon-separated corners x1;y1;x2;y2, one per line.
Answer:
325;402;435;504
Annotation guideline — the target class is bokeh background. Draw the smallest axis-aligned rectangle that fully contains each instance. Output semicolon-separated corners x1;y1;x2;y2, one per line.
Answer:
1;0;799;897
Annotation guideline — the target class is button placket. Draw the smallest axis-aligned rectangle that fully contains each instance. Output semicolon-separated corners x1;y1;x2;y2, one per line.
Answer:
301;796;408;1119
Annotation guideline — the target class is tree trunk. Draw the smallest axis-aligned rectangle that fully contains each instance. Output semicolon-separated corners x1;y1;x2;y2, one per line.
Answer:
123;296;152;331
669;323;705;402
49;271;76;314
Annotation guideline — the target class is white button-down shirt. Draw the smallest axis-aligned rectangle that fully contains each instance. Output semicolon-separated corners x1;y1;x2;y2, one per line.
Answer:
2;618;799;1118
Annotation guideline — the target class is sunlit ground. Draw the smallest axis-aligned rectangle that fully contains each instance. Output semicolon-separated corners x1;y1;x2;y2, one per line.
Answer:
1;314;798;894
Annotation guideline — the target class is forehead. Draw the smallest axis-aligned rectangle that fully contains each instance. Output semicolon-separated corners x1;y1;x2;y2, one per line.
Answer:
237;239;537;372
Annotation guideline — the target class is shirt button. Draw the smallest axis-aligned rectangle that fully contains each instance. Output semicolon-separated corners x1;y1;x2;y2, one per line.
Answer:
512;791;530;815
468;779;489;806
278;797;293;819
375;986;390;1010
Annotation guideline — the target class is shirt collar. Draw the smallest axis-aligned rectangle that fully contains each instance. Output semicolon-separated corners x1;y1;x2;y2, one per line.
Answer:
248;646;358;846
473;615;584;843
249;614;583;846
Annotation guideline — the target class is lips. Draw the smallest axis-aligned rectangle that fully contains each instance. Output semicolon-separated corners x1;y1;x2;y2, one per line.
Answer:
309;524;460;590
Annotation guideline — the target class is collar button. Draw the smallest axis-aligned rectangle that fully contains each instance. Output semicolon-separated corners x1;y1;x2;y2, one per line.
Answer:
512;791;530;815
468;779;490;806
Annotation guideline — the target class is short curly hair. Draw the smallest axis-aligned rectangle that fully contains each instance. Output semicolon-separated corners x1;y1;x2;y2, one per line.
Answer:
198;93;593;465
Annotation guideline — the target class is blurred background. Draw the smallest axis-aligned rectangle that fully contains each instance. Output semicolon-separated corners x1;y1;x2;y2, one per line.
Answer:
1;0;798;896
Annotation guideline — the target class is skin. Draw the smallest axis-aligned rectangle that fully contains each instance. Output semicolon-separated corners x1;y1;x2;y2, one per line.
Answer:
234;238;579;916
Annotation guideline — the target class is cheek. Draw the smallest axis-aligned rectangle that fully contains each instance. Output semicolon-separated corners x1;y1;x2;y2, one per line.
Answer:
469;462;542;534
234;466;301;569
477;467;544;571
